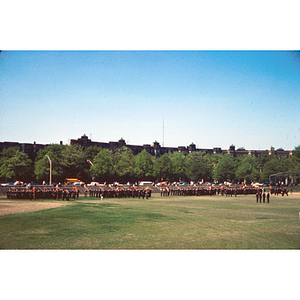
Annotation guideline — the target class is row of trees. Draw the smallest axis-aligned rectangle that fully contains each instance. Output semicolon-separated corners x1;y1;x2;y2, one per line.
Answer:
1;144;300;185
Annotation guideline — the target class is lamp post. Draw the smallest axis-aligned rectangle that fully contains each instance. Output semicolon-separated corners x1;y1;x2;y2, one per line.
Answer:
87;160;95;181
45;155;52;185
87;160;94;166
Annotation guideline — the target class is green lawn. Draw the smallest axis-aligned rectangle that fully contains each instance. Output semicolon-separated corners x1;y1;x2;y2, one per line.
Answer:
1;193;299;249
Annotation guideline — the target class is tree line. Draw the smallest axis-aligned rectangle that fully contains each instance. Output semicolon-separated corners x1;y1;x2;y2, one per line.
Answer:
1;144;300;185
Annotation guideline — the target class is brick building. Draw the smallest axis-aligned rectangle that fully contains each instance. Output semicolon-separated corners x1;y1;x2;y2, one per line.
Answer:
0;141;47;160
0;135;293;159
69;135;293;158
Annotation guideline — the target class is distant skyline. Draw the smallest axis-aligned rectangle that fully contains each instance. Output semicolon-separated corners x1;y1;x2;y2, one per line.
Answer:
1;51;300;151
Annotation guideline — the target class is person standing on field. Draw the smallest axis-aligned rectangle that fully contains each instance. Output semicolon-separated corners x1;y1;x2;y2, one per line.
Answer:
66;190;70;201
259;191;262;203
267;192;270;203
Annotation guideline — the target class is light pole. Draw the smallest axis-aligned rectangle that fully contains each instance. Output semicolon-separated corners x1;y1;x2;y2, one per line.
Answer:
45;155;52;185
87;160;95;181
87;160;94;166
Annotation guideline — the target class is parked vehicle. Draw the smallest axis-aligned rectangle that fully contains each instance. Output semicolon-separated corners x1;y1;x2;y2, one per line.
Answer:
1;182;14;186
156;181;167;186
87;181;102;186
14;181;24;186
65;178;85;185
139;181;153;186
27;182;39;187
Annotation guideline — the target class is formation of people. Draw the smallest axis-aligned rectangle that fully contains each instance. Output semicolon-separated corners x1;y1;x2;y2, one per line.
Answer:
5;186;152;200
270;187;289;196
254;186;290;203
255;191;270;203
159;186;260;197
6;187;79;200
4;183;292;202
86;187;151;199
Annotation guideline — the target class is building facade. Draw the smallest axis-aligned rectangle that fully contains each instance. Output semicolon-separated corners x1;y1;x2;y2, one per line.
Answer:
0;135;294;159
0;141;63;160
69;135;293;158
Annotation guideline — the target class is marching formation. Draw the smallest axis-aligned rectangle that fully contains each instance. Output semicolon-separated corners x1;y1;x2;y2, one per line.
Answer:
159;186;260;197
5;186;152;200
6;187;80;200
87;187;152;199
4;183;292;203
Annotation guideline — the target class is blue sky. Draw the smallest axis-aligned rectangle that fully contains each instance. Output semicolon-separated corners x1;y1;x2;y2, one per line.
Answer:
1;50;300;150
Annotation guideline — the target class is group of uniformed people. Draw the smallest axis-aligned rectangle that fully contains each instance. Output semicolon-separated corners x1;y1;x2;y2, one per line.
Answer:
160;186;260;197
270;187;289;196
5;184;291;202
5;186;152;200
255;190;270;203
86;187;152;199
6;187;79;200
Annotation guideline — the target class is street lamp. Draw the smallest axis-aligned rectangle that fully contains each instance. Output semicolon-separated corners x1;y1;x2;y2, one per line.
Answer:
45;155;52;185
87;160;95;181
87;160;94;166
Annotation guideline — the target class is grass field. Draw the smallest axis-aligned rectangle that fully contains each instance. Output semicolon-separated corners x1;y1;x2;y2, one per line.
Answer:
0;193;299;249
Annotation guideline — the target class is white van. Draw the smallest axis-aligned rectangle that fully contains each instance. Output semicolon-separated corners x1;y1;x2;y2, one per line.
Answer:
139;181;153;186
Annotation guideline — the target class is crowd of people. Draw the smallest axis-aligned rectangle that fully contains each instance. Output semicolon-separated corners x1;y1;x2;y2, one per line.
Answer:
5;186;152;200
270;187;289;196
87;187;152;199
4;183;292;202
159;186;260;197
6;187;80;200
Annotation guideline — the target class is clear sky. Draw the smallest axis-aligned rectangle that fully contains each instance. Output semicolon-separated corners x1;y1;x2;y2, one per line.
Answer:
1;50;300;151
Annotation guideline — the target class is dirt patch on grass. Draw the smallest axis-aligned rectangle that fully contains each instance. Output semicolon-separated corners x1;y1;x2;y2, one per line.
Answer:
0;200;72;216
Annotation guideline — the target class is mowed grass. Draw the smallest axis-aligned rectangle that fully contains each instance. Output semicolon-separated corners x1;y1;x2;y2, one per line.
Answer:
0;193;299;249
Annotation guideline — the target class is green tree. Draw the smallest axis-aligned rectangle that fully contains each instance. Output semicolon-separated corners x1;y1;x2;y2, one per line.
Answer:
134;149;154;180
0;147;19;162
185;152;212;182
205;153;223;173
235;157;260;183
0;150;34;182
0;147;19;182
293;145;300;159
35;144;65;183
153;153;173;181
260;157;280;182
91;148;115;182
255;153;271;176
288;155;300;183
80;145;102;182
62;145;87;180
169;152;187;182
114;147;135;182
213;155;236;183
288;155;300;172
85;145;102;161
